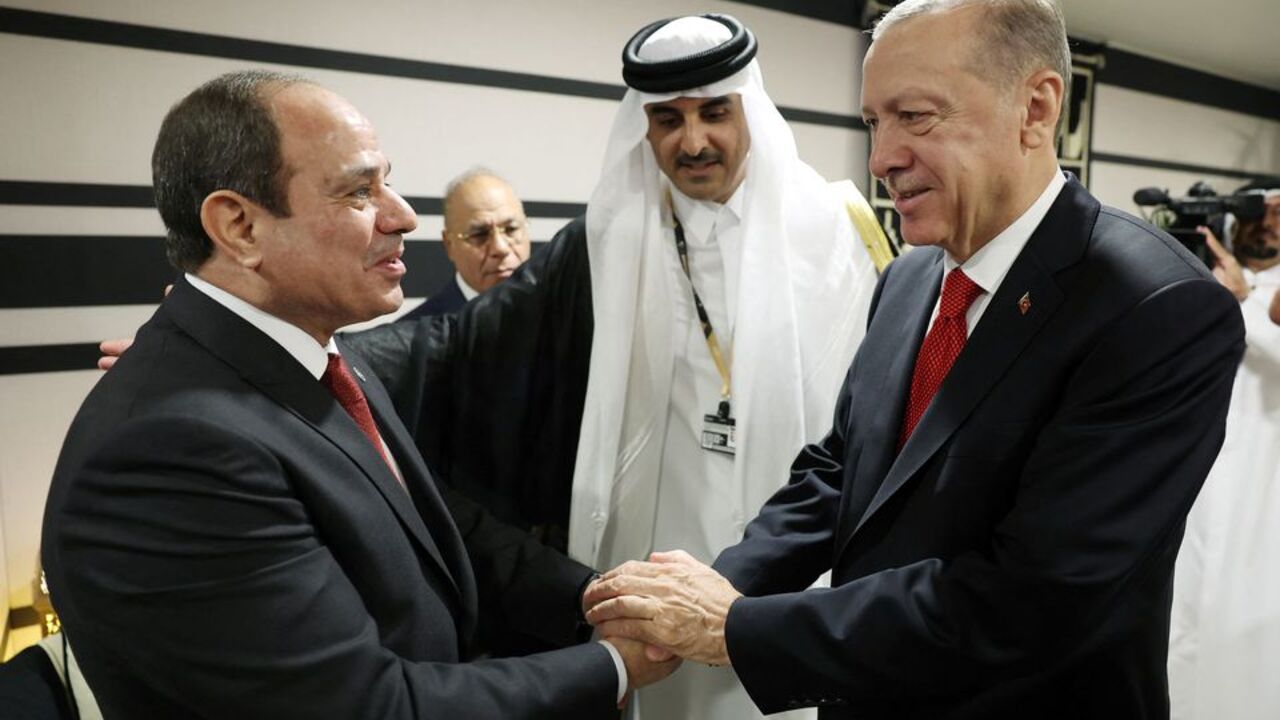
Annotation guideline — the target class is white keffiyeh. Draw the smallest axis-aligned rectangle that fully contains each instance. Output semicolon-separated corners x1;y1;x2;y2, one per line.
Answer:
567;17;879;571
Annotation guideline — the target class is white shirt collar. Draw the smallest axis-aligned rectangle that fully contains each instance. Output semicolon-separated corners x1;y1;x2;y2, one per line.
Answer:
185;273;336;380
944;168;1067;296
668;180;746;247
455;273;480;301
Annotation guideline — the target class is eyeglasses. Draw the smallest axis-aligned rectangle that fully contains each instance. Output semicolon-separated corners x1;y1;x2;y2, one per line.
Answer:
447;219;530;249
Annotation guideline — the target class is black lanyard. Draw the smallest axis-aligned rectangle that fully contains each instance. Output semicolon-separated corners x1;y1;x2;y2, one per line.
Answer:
673;219;732;418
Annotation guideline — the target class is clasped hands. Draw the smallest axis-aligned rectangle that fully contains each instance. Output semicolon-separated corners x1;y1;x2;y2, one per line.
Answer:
585;549;742;692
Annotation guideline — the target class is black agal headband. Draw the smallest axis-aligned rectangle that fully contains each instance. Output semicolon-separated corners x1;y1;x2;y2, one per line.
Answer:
621;14;758;93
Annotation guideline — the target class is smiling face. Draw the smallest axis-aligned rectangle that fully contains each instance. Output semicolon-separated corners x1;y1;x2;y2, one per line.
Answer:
644;94;750;203
254;84;417;340
861;7;1030;260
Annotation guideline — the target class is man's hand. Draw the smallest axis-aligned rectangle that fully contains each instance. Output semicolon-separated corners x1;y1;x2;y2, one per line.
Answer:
1201;226;1249;301
98;338;134;370
585;550;742;667
602;636;682;699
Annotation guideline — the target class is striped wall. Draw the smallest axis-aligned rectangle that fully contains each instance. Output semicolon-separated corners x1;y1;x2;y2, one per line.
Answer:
2;0;1277;633
0;0;868;618
1089;47;1280;219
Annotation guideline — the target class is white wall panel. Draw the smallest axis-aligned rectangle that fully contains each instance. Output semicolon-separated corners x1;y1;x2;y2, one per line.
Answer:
0;305;158;348
794;123;869;193
1;0;862;115
1093;84;1280;172
0;207;166;236
0;34;618;202
0;371;101;609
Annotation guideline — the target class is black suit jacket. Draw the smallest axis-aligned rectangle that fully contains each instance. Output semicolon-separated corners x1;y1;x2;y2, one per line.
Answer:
42;278;617;719
400;277;467;322
714;178;1245;719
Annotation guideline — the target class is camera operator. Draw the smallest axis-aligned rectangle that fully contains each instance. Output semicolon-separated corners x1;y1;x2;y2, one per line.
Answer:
1197;178;1280;307
1169;177;1280;720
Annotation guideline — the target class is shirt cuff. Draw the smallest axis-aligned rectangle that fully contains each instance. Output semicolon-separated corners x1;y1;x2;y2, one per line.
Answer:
598;640;628;704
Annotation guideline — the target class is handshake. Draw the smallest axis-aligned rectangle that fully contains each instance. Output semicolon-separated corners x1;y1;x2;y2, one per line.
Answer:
582;550;744;698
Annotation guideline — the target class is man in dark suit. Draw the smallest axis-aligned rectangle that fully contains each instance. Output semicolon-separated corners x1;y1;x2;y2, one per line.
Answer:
399;170;531;320
585;1;1245;718
42;70;675;719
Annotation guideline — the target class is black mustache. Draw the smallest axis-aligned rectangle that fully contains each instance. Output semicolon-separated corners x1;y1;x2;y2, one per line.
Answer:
676;151;723;167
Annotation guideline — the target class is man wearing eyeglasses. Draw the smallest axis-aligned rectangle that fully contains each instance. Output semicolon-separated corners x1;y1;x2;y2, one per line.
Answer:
401;169;531;319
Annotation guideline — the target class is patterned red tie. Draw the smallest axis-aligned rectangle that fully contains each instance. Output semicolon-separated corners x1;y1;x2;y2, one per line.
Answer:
897;268;984;449
321;353;399;481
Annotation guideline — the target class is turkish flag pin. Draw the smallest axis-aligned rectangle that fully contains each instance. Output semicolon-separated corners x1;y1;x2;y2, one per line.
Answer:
1017;292;1032;315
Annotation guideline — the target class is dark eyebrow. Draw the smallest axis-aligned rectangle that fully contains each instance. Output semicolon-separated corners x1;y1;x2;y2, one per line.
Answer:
700;96;732;110
338;160;390;185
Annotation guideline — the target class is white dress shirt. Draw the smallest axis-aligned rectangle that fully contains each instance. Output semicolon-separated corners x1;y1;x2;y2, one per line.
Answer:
455;273;480;302
935;169;1066;335
652;184;746;563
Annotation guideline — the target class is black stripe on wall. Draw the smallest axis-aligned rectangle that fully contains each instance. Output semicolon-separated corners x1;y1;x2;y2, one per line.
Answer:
0;7;620;102
731;2;1280;122
1092;152;1269;183
1097;48;1280;122
0;343;101;375
0;180;587;218
0;7;862;130
730;0;863;28
0;235;457;309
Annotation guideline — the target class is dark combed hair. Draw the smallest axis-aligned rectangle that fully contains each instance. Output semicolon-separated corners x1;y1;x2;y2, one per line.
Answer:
151;70;309;272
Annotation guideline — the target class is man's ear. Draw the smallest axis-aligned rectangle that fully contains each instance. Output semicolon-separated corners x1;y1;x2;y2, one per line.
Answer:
200;190;265;269
440;228;461;265
1021;69;1065;151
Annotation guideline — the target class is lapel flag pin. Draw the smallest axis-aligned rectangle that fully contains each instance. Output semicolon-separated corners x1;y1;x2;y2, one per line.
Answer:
1018;292;1032;316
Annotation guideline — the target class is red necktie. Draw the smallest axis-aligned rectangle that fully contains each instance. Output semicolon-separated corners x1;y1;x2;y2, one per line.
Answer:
897;268;984;449
321;353;399;481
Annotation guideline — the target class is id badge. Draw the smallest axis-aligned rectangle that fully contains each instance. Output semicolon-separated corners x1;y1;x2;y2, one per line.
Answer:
701;412;737;455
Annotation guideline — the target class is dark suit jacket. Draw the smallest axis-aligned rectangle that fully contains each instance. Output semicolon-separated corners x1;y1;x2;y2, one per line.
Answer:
713;178;1245;719
42;278;617;719
349;217;594;538
400;277;468;322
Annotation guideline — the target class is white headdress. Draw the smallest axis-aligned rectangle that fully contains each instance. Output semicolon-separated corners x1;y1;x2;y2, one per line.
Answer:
568;15;877;567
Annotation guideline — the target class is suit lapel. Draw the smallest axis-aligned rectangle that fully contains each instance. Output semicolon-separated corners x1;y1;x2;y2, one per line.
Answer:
836;254;942;544
345;342;477;616
845;178;1097;545
163;279;463;606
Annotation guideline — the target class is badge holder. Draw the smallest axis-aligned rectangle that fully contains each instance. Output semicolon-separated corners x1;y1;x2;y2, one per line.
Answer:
701;400;736;456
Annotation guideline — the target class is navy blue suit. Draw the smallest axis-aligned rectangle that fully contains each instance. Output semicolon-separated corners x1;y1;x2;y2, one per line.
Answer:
713;178;1245;719
400;278;467;322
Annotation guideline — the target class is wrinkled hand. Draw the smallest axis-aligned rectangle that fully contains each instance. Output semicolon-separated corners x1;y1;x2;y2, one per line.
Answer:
602;636;682;701
585;550;742;667
1201;226;1249;301
98;338;134;370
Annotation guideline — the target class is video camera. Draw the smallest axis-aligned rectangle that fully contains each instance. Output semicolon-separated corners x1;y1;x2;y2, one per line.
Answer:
1133;181;1267;266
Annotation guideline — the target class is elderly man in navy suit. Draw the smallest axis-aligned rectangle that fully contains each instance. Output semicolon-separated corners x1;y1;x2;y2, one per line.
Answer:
586;1;1245;718
400;169;531;320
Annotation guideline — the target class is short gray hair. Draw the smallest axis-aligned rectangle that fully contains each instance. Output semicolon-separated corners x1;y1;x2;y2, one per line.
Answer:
873;0;1071;136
